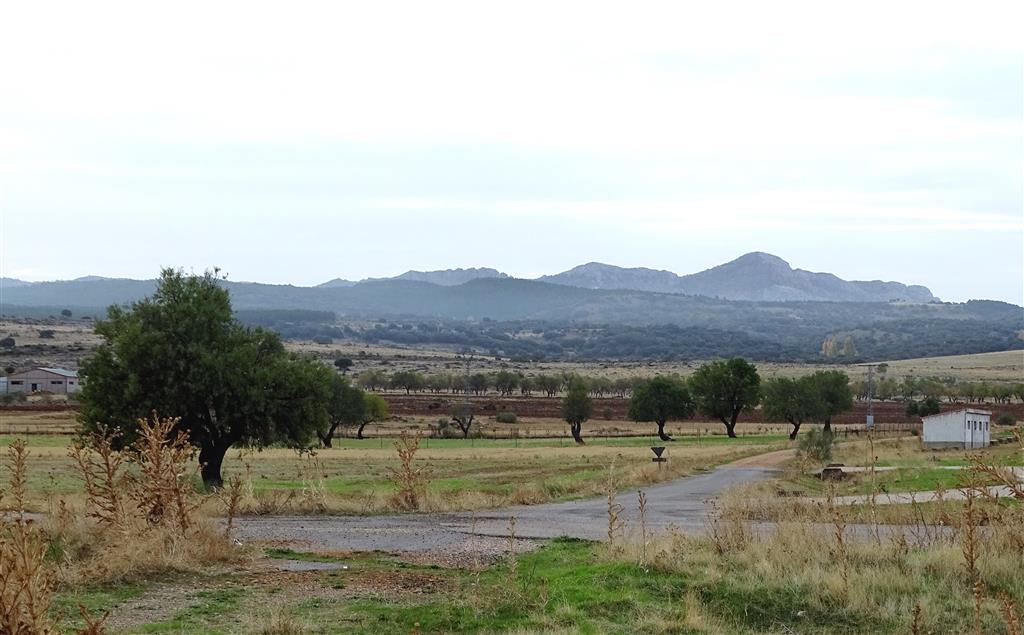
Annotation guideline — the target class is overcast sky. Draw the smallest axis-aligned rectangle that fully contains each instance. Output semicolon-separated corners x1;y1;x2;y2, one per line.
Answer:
1;1;1022;303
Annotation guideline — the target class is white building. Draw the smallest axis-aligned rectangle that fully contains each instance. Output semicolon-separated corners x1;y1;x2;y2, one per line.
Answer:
921;408;991;449
4;367;81;395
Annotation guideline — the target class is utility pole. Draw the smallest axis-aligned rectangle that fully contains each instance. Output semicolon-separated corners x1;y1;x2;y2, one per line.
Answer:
866;364;875;430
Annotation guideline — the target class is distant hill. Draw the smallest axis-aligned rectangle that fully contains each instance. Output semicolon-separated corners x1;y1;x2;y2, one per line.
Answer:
317;278;356;288
0;278;33;288
539;263;683;294
365;267;510;286
540;253;937;303
675;252;937;302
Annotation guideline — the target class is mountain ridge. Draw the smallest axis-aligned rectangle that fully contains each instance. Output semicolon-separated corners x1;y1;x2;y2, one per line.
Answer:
2;253;938;304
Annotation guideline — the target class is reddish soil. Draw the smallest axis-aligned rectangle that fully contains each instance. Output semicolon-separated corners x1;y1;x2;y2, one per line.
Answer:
384;394;1024;425
3;396;1020;426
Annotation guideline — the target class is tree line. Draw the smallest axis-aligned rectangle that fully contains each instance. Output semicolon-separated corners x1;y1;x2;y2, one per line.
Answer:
354;369;638;398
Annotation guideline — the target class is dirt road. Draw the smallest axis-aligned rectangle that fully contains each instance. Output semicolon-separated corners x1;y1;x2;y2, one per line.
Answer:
233;464;778;557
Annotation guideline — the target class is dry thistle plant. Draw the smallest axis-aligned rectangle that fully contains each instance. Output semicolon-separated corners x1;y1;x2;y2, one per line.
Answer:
605;462;624;552
505;515;519;587
76;605;110;635
389;432;431;510
69;426;131;529
0;440;59;635
129;415;202;531
297;449;327;513
999;592;1022;635
825;483;849;594
910;601;924;635
637;490;649;567
216;474;245;539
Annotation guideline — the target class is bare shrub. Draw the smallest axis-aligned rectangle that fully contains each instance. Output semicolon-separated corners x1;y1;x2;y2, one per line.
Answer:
604;463;624;552
216;475;245;539
389;432;431;510
129;415;201;531
69;427;130;528
61;413;248;586
0;440;58;635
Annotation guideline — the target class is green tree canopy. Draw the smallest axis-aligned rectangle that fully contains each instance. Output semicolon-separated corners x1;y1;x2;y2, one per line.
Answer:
628;375;694;441
762;376;820;440
79;268;333;487
317;375;366;447
808;370;854;431
562;378;592;445
356;393;390;439
689;358;761;438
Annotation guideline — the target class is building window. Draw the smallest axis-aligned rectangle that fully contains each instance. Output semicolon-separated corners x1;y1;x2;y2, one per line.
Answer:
51;380;64;385
10;381;23;385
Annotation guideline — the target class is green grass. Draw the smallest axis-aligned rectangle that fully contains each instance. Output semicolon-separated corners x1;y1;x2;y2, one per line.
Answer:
787;466;996;496
136;588;247;634
0;434;74;447
52;583;148;633
276;537;896;634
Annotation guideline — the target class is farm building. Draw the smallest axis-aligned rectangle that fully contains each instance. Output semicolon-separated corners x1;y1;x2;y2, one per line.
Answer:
4;367;81;395
921;408;991;449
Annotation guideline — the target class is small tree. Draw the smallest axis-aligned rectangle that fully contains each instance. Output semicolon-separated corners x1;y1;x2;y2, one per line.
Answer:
689;358;761;438
390;371;424;394
563;378;592;444
356;393;389;439
333;358;354;373
317;375;366;447
907;396;941;417
762;376;820;440
468;373;490;395
808;370;853;433
450;402;476;438
60;309;73;318
356;369;387;391
492;371;519;396
628;375;694;441
797;427;834;462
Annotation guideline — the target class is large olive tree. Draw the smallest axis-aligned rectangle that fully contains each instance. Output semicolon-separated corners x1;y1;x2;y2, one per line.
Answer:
689;358;761;438
628;375;694;441
79;268;333;488
562;377;592;445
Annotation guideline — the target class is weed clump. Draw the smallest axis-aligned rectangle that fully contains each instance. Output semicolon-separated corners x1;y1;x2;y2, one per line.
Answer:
389;432;431;510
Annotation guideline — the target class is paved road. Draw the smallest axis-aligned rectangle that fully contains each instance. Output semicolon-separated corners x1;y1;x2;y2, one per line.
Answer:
233;466;778;555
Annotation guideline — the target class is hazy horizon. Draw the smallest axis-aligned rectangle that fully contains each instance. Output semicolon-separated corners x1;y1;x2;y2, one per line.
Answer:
2;1;1022;303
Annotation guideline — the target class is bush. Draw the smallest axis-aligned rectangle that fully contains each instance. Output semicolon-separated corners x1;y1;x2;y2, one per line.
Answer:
905;396;941;417
0;337;14;348
495;411;517;424
37;330;56;339
797;427;834;462
312;336;333;345
996;412;1016;426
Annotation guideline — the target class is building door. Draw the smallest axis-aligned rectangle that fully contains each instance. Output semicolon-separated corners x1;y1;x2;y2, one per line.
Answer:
30;383;39;392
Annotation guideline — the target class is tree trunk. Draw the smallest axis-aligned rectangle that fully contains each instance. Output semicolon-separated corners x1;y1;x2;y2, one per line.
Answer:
357;421;368;439
317;423;338;448
722;416;738;438
656;421;673;441
823;417;832;434
789;421;801;441
570;423;585;445
199;441;229;490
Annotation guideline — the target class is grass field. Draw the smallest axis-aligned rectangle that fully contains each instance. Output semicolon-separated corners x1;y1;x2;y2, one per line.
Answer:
0;432;788;515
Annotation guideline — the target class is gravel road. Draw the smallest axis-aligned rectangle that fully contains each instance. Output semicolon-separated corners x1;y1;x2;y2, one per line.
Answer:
233;466;777;558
